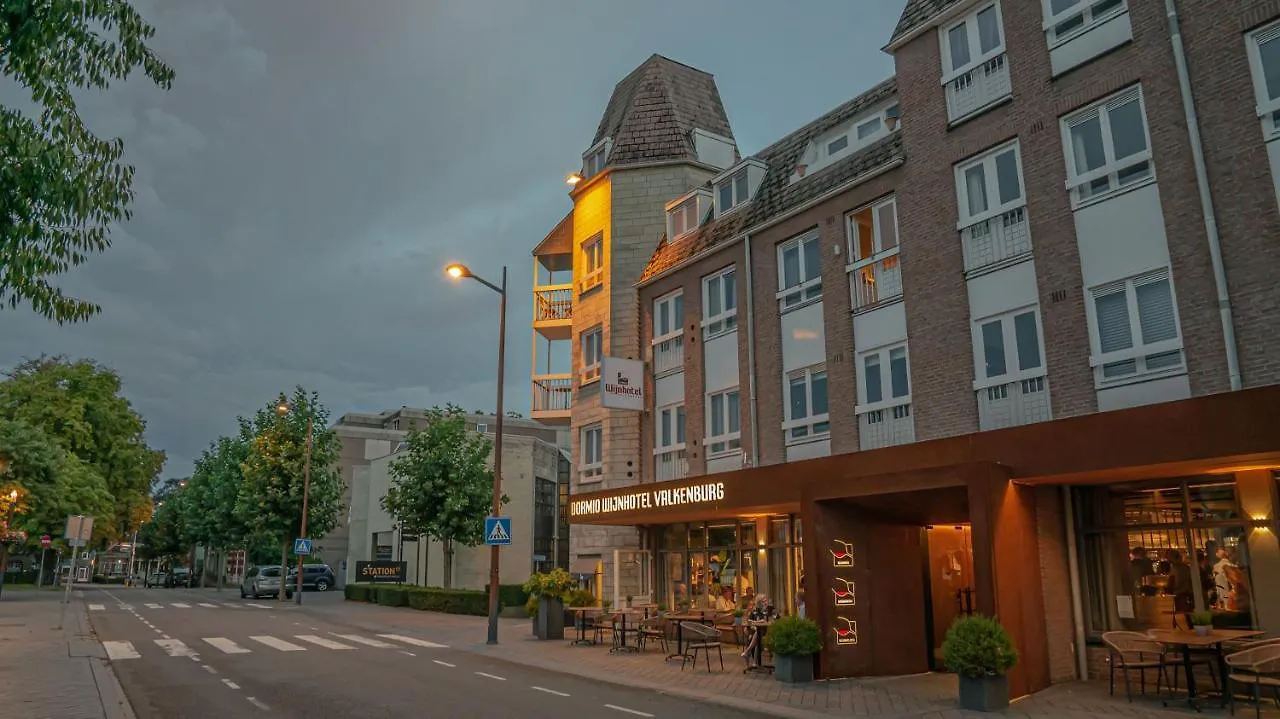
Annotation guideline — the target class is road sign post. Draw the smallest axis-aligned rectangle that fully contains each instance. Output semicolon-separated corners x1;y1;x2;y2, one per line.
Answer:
484;516;512;546
58;515;89;629
293;538;312;556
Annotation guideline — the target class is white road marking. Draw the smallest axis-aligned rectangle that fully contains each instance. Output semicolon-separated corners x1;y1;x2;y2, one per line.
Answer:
161;634;171;639
198;603;217;608
118;605;132;610
171;603;191;608
377;633;448;648
432;660;456;667
605;705;654;717
246;603;271;609
88;604;105;611
220;603;241;609
155;639;195;657
474;672;506;681
249;635;306;652
222;679;240;690
331;633;394;648
144;603;162;609
204;637;251;654
247;697;270;710
400;651;416;657
293;635;352;650
103;641;140;660
532;686;570;697
202;665;217;674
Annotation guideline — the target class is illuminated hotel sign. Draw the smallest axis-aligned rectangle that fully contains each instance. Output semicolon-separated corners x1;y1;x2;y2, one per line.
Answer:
835;617;858;645
570;482;726;518
829;540;854;567
832;578;856;606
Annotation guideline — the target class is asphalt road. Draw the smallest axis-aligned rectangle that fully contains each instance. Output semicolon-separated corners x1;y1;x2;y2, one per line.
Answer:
83;585;771;718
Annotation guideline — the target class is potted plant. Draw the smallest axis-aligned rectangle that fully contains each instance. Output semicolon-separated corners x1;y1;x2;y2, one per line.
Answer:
942;615;1019;712
764;615;822;684
1190;610;1214;636
522;569;576;640
602;598;613;612
656;601;668;617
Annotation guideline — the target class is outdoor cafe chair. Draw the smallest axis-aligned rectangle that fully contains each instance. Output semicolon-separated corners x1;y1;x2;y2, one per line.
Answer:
1227;643;1280;718
637;616;668;654
1103;631;1173;702
680;621;724;673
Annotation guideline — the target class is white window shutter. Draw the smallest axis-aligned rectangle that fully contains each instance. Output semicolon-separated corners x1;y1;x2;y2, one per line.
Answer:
1094;289;1133;353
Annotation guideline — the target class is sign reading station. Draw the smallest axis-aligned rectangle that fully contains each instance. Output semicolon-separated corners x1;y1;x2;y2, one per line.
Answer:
355;560;407;584
570;482;726;518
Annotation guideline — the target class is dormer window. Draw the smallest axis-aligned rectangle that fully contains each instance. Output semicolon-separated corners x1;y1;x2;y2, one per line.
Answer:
717;170;749;214
669;198;698;238
712;159;766;218
582;138;611;180
826;136;849;155
790;101;900;184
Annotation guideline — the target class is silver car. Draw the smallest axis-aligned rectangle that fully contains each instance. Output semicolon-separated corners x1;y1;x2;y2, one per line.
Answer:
240;566;293;599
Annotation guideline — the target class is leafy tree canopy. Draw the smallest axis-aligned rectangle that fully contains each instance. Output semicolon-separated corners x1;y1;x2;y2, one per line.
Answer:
1;0;175;323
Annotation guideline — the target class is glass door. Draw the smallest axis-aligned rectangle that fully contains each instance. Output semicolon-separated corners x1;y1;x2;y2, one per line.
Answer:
925;525;975;669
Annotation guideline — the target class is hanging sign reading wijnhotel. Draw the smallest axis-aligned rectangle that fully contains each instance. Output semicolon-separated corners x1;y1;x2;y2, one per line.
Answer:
600;356;644;411
570;481;726;518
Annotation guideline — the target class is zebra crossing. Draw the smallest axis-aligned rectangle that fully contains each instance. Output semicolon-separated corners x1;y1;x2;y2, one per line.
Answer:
90;601;282;612
100;633;447;661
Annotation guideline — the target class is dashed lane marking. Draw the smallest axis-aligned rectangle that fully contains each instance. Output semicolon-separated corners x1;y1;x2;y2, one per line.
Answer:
88;604;105;611
604;705;654;717
245;603;271;609
475;672;506;681
532;687;570;697
247;697;270;710
222;679;240;690
432;660;456;668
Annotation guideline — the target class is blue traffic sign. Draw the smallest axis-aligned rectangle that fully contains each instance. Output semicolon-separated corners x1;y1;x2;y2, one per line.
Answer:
293;538;312;556
484;516;512;546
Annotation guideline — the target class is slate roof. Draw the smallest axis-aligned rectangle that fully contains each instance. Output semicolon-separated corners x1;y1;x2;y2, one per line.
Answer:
532;211;573;257
890;0;967;46
639;77;903;285
593;54;737;166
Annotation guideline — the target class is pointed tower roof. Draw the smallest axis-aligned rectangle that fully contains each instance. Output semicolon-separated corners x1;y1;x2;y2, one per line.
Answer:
592;54;736;166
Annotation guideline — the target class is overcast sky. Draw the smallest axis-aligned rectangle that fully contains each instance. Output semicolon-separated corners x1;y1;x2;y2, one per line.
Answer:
0;0;905;478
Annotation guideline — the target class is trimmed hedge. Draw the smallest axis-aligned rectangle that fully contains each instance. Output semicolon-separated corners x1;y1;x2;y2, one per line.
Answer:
343;582;489;617
375;586;409;607
344;583;371;601
486;583;529;610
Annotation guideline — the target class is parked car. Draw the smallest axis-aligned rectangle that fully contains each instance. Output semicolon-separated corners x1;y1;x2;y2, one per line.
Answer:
240;566;293;600
166;568;191;588
145;572;166;588
288;564;337;592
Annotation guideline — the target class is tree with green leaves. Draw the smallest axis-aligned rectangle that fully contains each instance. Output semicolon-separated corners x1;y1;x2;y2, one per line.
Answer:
235;387;342;600
0;356;165;544
383;404;504;589
1;0;175;323
182;434;250;589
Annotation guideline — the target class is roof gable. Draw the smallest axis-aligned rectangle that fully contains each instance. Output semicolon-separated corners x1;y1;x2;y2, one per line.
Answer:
890;0;968;46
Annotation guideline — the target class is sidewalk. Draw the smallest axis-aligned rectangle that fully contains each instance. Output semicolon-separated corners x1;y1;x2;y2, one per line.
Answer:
0;587;133;719
295;595;1229;719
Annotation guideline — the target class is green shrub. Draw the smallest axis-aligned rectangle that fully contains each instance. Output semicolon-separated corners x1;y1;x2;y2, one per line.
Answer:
406;587;488;616
942;614;1018;678
485;583;529;611
764;615;822;657
567;589;595;607
344;583;370;601
375;586;409;607
1190;610;1213;627
522;569;576;603
525;594;539;618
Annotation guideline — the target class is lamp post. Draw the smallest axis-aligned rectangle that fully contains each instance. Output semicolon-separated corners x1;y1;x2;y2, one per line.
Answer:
445;262;507;646
276;400;313;605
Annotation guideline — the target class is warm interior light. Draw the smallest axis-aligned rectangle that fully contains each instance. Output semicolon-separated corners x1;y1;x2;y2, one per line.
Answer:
566;173;583;185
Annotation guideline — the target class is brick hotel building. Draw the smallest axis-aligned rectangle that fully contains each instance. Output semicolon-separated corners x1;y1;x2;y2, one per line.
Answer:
527;0;1280;696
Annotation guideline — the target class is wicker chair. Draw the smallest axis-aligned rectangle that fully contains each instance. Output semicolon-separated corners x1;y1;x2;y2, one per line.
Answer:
680;621;724;672
1227;643;1280;718
637;616;667;653
591;612;615;646
1103;631;1172;701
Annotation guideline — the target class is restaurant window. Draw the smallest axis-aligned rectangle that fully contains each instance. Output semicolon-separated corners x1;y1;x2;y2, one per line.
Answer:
656;516;802;617
1074;477;1256;638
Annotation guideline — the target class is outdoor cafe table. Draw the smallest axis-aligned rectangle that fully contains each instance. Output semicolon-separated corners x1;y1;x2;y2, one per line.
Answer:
663;612;713;662
743;619;774;674
568;606;602;646
610;610;644;654
1146;627;1263;709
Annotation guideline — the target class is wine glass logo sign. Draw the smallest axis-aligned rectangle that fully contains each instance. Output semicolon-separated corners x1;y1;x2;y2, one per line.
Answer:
834;616;859;645
831;577;855;606
829;540;854;568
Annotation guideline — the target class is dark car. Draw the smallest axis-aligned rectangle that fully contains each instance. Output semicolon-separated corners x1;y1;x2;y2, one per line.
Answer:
288;564;337;592
166;568;191;588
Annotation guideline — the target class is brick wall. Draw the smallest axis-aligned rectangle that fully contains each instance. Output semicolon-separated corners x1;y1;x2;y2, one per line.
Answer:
1035;485;1079;683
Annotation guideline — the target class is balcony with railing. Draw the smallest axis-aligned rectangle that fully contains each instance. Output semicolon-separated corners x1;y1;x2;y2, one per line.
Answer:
533;284;573;340
655;448;689;482
531;374;572;423
652;336;684;376
977;374;1051;431
857;401;915;450
848;251;903;312
961;207;1031;276
945;54;1012;124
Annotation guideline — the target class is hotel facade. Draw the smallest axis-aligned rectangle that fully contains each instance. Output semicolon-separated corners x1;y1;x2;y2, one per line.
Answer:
529;0;1280;697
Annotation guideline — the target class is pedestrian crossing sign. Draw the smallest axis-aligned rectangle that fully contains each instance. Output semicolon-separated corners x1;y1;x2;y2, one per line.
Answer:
293;538;312;556
484;516;512;546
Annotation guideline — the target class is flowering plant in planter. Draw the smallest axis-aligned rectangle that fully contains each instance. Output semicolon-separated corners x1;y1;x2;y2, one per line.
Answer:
523;569;577;640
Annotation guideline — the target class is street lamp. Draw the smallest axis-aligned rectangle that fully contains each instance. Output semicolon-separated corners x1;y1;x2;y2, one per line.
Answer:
0;488;20;599
277;400;313;605
444;262;507;646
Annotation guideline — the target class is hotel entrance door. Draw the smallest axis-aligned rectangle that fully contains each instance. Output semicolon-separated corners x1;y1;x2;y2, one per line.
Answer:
924;525;975;669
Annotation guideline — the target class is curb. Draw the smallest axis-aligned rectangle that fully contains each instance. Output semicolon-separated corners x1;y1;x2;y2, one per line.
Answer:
74;598;138;719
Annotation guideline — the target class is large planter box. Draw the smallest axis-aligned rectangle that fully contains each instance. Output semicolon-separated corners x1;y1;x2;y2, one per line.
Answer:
958;673;1009;712
774;653;815;683
534;597;565;640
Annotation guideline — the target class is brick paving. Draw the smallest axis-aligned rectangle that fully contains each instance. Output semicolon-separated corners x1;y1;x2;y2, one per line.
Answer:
302;596;1277;719
0;587;131;719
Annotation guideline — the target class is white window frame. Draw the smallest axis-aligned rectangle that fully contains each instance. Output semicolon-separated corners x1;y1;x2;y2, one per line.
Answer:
582;137;611;180
971;306;1047;391
476;422;488;434
1042;0;1128;47
1061;85;1155;208
1246;20;1280;141
701;266;738;339
668;197;699;240
580;424;603;482
706;389;742;457
580;326;603;384
855;343;911;414
846;196;899;265
652;290;683;344
783;364;829;445
955;140;1026;229
580;233;603;293
654;403;686;453
1086;268;1184;386
716;170;750;216
940;1;1006;84
776;232;823;312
